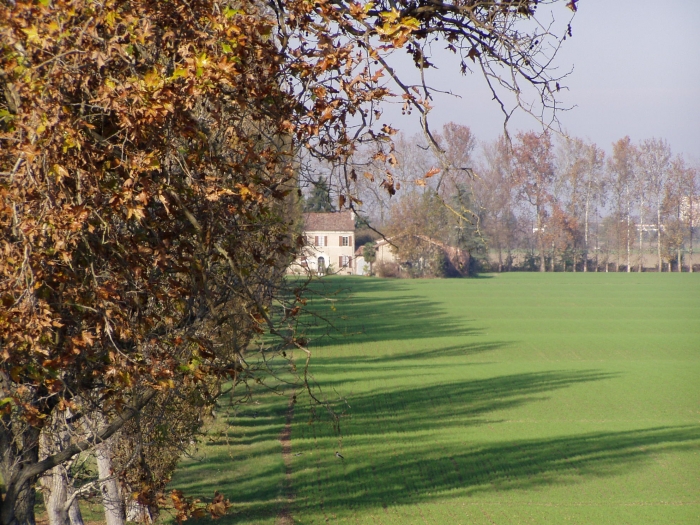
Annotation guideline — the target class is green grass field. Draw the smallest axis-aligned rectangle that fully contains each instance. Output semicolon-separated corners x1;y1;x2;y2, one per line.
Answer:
169;273;700;524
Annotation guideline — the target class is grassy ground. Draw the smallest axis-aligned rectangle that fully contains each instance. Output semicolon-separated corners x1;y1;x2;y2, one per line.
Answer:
168;273;700;524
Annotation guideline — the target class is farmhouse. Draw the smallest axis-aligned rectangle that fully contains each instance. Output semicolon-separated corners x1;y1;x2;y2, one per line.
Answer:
291;211;355;275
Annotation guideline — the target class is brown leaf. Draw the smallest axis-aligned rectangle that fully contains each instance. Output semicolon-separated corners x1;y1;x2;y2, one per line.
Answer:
424;167;440;178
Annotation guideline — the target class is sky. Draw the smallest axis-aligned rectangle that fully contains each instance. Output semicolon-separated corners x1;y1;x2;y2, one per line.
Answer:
379;0;700;161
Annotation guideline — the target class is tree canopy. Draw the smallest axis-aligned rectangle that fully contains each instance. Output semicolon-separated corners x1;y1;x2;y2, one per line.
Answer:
304;178;336;213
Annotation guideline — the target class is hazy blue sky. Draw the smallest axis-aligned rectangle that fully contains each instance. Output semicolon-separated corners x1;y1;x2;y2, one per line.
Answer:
381;0;700;160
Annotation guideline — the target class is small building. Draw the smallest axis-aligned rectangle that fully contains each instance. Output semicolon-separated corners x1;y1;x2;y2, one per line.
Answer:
290;211;355;275
374;238;399;265
354;238;399;276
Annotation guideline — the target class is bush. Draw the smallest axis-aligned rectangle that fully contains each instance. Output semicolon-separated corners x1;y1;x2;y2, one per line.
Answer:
375;262;400;278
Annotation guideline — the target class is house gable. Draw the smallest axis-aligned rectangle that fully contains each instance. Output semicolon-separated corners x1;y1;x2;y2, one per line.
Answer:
292;211;356;275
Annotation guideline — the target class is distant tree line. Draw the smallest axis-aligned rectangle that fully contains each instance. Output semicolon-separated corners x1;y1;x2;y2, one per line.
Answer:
347;124;699;274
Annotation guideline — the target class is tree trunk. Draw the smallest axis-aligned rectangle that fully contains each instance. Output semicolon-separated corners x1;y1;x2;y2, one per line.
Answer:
638;196;644;272
595;224;599;272
537;209;545;272
583;192;590;272
41;466;69;525
0;391;155;525
39;420;85;525
39;410;86;525
657;200;662;272
550;246;555;272
690;223;694;273
2;427;40;525
14;481;37;525
626;182;631;272
125;500;153;524
96;442;125;525
690;199;695;272
66;492;84;525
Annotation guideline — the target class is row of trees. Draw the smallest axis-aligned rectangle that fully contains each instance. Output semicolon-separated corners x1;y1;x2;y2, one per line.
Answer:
1;1;577;524
1;3;306;525
479;133;698;272
350;125;698;274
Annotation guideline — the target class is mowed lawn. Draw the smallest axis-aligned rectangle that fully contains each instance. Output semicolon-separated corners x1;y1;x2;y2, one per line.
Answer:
168;273;700;525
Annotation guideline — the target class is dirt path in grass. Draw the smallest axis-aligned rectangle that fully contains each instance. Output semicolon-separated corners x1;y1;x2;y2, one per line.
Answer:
275;391;296;525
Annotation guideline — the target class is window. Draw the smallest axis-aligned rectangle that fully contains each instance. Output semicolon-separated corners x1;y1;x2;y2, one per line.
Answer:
339;255;352;268
339;235;352;247
315;235;327;247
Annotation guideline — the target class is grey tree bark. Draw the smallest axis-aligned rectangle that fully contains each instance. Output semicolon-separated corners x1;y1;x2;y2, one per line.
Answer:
1;424;39;525
689;189;695;273
39;424;85;525
638;191;645;272
0;390;155;525
96;441;126;525
626;181;631;272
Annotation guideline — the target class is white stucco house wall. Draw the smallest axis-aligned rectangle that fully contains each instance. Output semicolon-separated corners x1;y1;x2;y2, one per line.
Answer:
354;238;399;275
374;238;398;264
290;211;355;275
354;255;366;275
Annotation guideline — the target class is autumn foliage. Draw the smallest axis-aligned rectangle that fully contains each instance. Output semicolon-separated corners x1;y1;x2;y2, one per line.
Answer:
0;0;577;523
1;1;303;522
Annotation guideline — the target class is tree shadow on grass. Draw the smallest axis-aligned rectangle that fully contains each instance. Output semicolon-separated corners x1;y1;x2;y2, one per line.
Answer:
297;278;481;348
172;368;671;524
286;368;700;515
314;340;507;367
174;372;700;524
170;278;700;523
303;343;507;390
293;425;700;516
297;369;619;439
206;368;606;452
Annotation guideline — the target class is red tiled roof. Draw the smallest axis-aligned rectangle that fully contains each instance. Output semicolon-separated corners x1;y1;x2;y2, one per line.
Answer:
303;211;355;232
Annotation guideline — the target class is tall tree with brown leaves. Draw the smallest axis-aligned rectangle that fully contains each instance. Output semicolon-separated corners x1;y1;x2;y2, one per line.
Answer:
1;3;303;523
607;137;637;272
638;138;672;272
512;132;556;272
